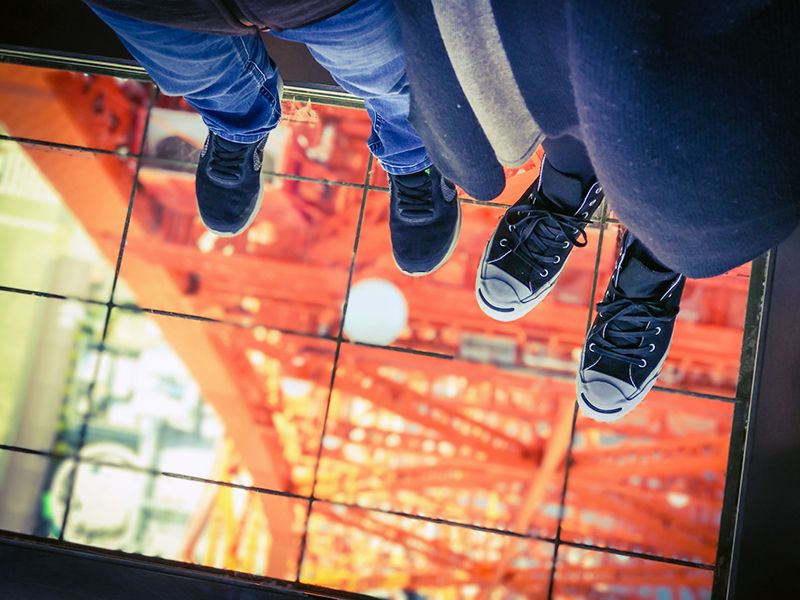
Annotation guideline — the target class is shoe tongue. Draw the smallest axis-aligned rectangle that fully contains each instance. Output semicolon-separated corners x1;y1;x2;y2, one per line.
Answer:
616;254;675;299
396;170;429;189
215;136;247;152
539;160;584;213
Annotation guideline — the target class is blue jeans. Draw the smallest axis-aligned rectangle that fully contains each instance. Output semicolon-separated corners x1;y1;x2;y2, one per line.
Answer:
91;0;431;175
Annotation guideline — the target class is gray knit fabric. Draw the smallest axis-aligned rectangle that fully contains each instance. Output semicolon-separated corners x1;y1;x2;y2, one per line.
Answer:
431;0;542;167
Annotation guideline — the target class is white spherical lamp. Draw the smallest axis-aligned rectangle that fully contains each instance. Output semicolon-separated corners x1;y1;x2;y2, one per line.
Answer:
344;278;408;346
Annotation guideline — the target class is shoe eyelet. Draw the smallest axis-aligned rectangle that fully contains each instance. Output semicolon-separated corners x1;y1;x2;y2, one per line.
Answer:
581;211;589;218
589;343;596;352
499;238;509;247
655;326;662;335
540;269;549;278
553;256;561;264
597;186;603;194
589;199;596;206
648;343;656;352
638;359;648;368
562;241;570;249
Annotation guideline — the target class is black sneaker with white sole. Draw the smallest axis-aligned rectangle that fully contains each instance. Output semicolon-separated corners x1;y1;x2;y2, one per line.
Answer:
388;165;461;276
476;157;604;322
195;132;268;237
577;231;685;422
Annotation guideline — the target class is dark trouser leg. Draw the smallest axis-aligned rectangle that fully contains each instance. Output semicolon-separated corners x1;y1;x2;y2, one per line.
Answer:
542;134;595;185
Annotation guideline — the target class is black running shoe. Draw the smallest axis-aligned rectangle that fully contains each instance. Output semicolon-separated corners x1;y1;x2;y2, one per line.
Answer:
476;157;604;322
578;231;685;422
195;132;268;237
388;166;461;276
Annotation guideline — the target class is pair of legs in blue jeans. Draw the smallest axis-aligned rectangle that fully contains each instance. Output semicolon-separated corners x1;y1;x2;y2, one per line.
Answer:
91;0;430;175
92;0;466;274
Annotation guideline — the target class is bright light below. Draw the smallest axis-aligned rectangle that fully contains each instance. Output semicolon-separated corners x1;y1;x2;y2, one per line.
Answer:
667;491;691;509
344;278;408;346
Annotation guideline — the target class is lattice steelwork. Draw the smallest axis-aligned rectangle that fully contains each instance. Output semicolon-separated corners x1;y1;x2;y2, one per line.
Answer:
0;61;759;599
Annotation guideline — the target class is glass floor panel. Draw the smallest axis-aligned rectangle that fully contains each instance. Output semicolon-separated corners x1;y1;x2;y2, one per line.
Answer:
0;60;761;600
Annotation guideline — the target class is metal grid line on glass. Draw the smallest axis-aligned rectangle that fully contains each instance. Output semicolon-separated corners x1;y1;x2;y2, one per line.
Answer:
56;84;158;542
0;59;762;599
294;153;375;579
0;443;717;571
544;202;610;597
0;274;744;404
0;276;742;408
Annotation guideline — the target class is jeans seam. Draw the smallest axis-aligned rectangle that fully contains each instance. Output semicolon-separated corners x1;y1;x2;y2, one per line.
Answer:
373;112;385;135
233;37;281;108
367;112;386;153
231;36;252;75
211;130;270;144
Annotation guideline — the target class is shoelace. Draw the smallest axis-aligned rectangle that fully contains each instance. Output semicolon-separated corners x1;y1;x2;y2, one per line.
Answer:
588;294;678;367
394;174;434;219
208;137;249;181
502;192;589;281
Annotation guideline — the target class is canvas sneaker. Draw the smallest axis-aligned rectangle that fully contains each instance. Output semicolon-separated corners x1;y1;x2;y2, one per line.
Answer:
476;157;604;322
577;230;686;422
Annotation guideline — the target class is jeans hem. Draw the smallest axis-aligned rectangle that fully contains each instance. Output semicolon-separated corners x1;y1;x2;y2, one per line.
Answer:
210;128;273;144
380;156;433;176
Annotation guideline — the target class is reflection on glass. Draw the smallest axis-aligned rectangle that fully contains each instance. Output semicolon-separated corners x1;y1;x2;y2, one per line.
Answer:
552;546;713;599
0;63;151;153
562;392;733;564
0;58;759;599
118;172;362;335
301;503;554;598
58;461;306;579
85;309;335;495
0;140;133;300
0;449;61;538
0;293;105;450
350;193;600;373
144;93;371;184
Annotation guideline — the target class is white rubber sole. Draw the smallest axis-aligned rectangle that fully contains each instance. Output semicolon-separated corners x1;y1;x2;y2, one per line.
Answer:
474;240;568;322
576;339;672;423
394;199;462;277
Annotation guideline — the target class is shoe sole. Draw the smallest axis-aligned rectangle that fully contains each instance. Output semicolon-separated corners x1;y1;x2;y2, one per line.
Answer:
394;199;462;277
204;177;264;238
474;239;570;322
576;339;673;423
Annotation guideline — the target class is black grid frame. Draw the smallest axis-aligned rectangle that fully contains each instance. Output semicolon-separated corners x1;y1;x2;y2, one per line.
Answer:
0;48;768;599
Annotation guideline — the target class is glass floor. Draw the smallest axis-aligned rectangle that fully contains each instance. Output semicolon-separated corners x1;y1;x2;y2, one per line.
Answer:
0;61;762;599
